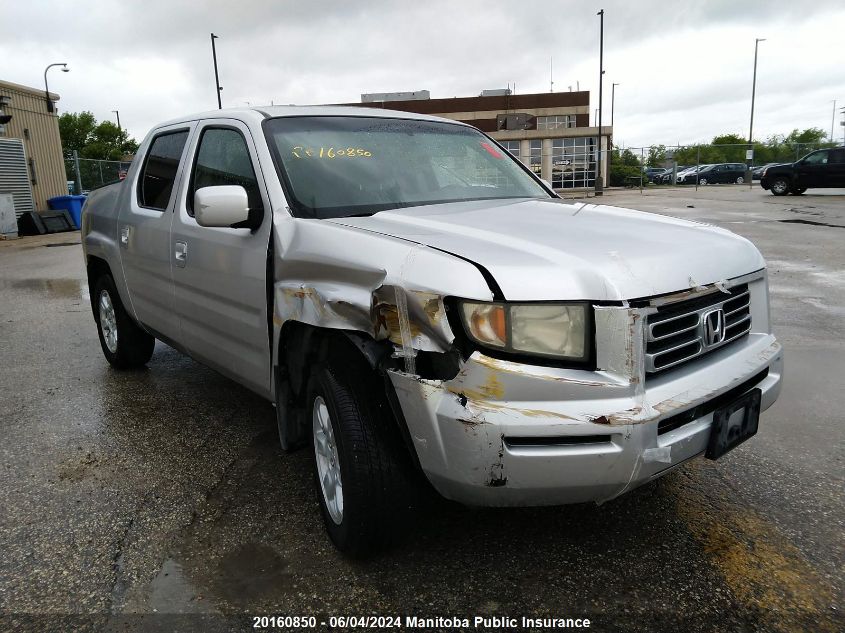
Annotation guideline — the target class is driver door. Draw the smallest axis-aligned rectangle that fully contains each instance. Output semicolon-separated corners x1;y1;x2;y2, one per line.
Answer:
795;150;829;188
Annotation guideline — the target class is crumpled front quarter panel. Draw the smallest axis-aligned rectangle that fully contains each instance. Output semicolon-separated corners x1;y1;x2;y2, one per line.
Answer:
270;213;493;362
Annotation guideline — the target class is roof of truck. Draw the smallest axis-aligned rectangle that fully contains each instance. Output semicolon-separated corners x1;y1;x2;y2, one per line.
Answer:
152;104;466;132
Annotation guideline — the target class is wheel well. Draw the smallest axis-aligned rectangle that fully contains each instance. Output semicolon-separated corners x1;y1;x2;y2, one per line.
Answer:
276;322;421;469
86;256;112;310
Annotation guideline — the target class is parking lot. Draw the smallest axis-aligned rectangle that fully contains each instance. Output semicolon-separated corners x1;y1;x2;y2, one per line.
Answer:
1;185;843;632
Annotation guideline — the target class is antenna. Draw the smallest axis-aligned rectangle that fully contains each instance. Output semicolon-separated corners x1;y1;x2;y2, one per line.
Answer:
550;57;554;93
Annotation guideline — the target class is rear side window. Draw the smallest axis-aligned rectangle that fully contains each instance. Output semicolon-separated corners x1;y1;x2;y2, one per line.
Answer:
188;127;262;216
829;149;845;164
139;130;189;210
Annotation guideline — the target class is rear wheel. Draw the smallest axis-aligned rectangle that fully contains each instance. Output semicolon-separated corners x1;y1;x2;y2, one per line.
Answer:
770;177;790;196
699;177;708;185
736;176;745;184
308;357;411;557
93;274;155;368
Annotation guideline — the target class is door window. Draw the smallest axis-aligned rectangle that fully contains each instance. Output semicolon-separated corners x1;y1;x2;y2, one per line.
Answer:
803;151;829;165
139;130;190;210
188;127;262;216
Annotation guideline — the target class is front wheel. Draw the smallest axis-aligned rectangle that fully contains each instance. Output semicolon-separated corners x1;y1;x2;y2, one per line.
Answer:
699;178;708;185
736;176;745;184
770;177;790;196
308;360;411;557
92;275;155;369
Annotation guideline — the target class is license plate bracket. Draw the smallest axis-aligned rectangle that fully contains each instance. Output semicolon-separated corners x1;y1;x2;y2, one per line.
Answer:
706;388;762;460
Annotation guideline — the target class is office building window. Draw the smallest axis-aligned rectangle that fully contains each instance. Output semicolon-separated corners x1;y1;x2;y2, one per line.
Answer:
529;140;542;175
500;140;520;159
537;115;574;130
551;137;596;188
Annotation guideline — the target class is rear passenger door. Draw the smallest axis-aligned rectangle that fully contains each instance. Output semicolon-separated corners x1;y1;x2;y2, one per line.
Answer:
118;123;193;343
170;120;273;397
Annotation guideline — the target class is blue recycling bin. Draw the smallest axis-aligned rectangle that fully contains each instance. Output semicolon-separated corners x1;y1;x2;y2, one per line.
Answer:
47;195;86;229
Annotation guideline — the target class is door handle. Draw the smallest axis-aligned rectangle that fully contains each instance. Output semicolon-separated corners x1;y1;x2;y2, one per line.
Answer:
174;241;188;268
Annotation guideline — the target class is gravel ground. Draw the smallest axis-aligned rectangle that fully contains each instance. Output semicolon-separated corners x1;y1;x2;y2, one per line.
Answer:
0;185;842;632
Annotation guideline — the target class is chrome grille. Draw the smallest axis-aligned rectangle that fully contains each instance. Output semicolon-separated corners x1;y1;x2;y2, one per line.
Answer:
645;284;751;373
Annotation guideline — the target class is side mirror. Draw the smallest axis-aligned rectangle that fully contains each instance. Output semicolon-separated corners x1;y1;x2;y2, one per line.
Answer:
194;185;252;228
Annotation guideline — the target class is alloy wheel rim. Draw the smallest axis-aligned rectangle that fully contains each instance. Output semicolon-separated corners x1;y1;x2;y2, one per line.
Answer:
312;395;343;524
98;289;118;353
773;181;787;194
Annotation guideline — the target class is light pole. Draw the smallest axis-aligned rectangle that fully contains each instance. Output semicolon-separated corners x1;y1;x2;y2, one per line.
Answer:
831;100;837;143
595;9;605;196
211;33;223;109
747;38;765;184
43;63;69;113
112;110;121;131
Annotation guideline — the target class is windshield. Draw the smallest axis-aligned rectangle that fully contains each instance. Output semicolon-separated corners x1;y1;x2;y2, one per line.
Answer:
263;116;550;218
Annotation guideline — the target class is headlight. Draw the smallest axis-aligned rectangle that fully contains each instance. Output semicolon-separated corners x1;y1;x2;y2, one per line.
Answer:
459;301;589;361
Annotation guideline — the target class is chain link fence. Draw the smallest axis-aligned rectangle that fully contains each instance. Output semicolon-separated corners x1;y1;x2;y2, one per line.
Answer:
609;141;840;190
64;156;133;194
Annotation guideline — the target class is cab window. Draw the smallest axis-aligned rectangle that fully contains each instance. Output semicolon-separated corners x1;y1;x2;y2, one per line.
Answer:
139;130;190;210
188;127;262;217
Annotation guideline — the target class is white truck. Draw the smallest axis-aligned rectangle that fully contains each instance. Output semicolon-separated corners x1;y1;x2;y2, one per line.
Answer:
82;106;783;556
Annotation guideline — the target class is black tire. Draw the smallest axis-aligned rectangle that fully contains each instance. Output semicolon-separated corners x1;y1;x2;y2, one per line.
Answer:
790;187;807;195
736;176;745;184
699;178;708;185
307;357;411;557
92;274;155;369
770;177;791;196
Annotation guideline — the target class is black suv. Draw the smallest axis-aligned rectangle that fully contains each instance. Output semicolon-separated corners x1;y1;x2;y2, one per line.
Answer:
761;148;845;195
695;163;747;185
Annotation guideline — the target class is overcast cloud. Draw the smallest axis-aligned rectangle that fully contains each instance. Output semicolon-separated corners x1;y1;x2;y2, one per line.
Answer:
3;0;844;148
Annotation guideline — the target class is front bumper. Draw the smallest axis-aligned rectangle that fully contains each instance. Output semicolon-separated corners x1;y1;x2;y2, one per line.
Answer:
389;332;782;507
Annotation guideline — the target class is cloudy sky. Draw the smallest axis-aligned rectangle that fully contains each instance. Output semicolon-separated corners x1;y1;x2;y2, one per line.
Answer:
3;0;844;148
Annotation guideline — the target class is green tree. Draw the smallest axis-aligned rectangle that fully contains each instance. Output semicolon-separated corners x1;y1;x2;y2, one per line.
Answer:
646;144;666;167
58;111;97;159
59;111;139;161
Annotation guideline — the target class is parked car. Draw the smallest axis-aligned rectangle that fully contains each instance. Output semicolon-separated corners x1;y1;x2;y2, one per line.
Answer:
644;167;666;183
676;165;713;184
82;106;783;556
695;163;748;185
760;148;845;195
752;163;778;180
657;166;691;184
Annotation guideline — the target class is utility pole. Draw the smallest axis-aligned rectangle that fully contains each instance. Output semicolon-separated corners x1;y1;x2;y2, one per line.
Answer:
211;33;223;109
747;38;765;186
550;57;554;92
595;9;605;196
610;83;619;177
111;110;121;131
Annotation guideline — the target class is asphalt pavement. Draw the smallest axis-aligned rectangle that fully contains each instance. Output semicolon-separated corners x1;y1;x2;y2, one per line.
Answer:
0;185;842;632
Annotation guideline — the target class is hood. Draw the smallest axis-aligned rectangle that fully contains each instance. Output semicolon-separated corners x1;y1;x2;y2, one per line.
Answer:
328;198;765;301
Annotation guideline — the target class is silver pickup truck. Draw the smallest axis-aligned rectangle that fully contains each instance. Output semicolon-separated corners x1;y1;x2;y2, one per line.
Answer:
82;106;783;556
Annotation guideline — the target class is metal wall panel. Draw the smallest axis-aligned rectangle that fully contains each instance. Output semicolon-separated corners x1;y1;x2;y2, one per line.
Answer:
0;138;36;217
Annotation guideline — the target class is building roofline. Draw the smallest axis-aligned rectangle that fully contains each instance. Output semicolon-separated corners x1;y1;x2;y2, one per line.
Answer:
0;79;59;100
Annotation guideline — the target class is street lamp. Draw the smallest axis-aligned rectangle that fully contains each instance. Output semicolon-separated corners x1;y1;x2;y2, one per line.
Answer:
595;9;605;196
747;38;765;185
112;110;121;131
43;63;69;113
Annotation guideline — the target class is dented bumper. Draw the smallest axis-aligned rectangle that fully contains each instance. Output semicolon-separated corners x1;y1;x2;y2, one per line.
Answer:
388;332;783;507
